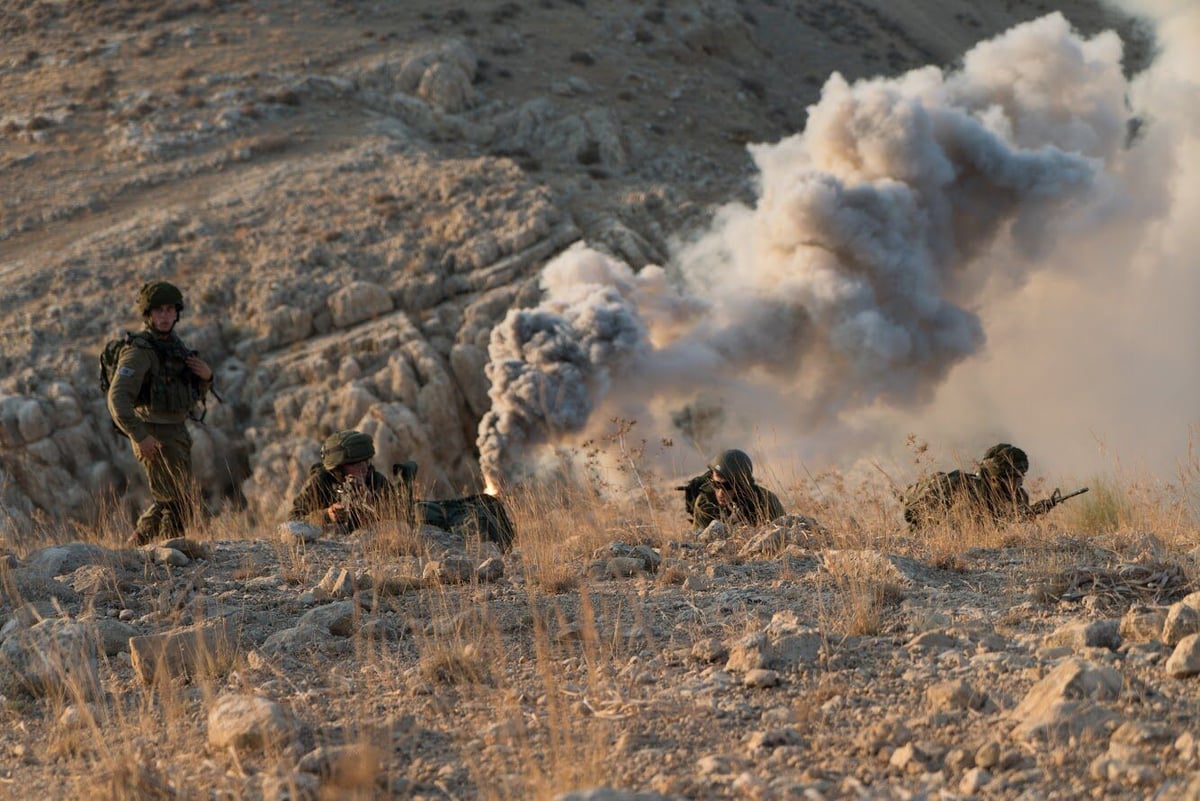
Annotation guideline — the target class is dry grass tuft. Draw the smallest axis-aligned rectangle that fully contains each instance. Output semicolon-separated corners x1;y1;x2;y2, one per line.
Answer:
1065;477;1130;533
96;760;176;801
655;564;689;586
826;574;907;637
359;520;428;560
419;641;493;685
507;484;613;594
817;550;909;637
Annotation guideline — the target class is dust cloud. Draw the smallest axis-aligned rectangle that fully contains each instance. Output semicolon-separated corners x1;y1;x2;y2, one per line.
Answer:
478;9;1199;489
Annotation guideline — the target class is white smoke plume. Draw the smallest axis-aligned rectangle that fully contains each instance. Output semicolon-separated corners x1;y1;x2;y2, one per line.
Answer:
478;10;1199;488
858;1;1200;483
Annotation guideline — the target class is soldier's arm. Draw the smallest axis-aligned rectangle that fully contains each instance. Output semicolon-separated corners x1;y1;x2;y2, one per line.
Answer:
1029;497;1054;515
1016;487;1039;518
290;471;334;523
361;467;401;519
106;345;153;442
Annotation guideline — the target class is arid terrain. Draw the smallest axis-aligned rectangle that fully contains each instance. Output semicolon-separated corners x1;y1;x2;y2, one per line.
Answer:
2;1;1199;799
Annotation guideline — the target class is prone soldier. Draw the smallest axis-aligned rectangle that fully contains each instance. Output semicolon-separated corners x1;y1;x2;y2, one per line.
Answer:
902;443;1087;530
679;448;786;529
289;430;415;534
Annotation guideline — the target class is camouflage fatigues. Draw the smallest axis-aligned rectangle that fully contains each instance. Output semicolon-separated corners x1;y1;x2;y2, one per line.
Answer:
107;327;210;542
691;476;786;528
902;444;1048;529
289;429;418;533
902;469;1033;530
289;462;412;533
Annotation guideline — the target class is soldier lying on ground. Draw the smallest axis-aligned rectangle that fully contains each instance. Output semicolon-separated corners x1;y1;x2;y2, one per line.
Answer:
289;429;514;550
902;442;1087;530
289;430;415;535
679;448;786;529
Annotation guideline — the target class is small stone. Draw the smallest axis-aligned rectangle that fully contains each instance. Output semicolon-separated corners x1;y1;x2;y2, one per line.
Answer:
744;669;780;688
960;767;991;795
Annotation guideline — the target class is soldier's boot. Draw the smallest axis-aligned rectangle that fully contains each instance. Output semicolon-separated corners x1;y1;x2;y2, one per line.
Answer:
159;502;186;540
131;504;164;545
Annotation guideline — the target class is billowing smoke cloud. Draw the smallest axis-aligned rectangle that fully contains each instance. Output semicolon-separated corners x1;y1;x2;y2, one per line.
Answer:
855;1;1200;483
477;247;658;485
479;10;1199;488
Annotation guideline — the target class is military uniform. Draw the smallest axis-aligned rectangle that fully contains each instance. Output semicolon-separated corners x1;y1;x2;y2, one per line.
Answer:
289;430;415;534
902;470;1032;529
290;462;402;533
687;449;786;528
902;443;1050;529
107;283;211;543
692;480;786;528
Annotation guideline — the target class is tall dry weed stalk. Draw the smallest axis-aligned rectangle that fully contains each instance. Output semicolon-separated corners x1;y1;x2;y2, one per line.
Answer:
1056;435;1200;552
503;594;616;800
46;618;251;800
814;560;906;639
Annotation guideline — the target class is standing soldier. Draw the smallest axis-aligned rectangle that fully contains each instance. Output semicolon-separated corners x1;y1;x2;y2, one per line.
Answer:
107;281;213;544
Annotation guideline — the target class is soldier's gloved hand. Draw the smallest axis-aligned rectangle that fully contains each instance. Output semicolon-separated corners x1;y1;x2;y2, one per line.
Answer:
327;503;348;524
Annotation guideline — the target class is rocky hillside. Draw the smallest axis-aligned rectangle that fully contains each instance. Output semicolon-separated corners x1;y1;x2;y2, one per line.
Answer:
0;0;1162;534
4;5;1200;801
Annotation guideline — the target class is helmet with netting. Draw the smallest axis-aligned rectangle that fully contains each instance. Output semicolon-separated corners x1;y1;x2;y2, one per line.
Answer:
321;430;376;470
709;448;754;487
138;281;185;316
979;443;1028;480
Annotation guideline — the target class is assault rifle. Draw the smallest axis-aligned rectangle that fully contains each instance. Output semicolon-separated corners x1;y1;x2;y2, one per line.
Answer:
333;462;421;531
333;476;377;532
1031;486;1089;516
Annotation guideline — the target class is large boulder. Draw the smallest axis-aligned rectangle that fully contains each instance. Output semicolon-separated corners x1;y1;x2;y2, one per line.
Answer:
0;619;101;700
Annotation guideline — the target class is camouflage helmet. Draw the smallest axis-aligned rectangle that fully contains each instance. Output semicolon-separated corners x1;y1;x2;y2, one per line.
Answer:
321;430;375;470
980;443;1028;480
709;448;754;487
138;281;185;316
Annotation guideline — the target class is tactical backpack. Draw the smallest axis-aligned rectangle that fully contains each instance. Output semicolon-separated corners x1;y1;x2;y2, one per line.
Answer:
100;332;146;397
676;471;712;525
418;494;517;552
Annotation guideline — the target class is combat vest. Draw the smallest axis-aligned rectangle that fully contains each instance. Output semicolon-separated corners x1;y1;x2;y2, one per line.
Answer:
103;331;206;419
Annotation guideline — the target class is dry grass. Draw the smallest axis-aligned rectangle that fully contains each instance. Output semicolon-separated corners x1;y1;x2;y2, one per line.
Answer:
419;640;494;685
499;593;620;801
359;520;429;560
1064;477;1130;534
3;434;1199;798
815;558;907;638
507;483;613;595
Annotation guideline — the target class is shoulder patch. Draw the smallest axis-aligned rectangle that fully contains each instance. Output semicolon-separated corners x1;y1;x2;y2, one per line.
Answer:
117;366;136;377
